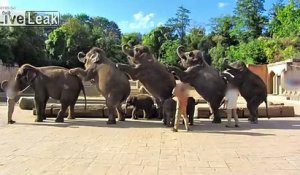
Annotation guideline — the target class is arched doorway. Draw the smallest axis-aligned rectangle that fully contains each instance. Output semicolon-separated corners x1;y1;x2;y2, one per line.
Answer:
268;71;275;94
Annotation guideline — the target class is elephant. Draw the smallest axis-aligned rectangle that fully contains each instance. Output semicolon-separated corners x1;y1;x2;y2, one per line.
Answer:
117;44;176;119
222;61;268;124
168;46;226;123
163;97;199;127
69;47;130;124
125;94;154;119
14;64;86;122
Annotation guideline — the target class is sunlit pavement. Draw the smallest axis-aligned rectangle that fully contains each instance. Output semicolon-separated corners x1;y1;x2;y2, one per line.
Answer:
0;106;300;175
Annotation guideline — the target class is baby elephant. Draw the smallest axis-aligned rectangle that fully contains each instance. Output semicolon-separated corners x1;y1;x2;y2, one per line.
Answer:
163;97;198;127
126;94;154;119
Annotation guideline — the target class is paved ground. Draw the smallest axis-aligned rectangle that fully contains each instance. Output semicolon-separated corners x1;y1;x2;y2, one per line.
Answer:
0;106;300;175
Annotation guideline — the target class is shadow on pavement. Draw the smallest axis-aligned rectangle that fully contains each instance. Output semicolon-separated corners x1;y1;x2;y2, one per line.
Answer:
14;118;300;137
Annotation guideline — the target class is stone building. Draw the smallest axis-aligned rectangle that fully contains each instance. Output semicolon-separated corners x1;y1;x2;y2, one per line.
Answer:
267;58;300;100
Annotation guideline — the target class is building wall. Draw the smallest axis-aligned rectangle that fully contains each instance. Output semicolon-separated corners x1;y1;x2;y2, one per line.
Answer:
248;64;269;92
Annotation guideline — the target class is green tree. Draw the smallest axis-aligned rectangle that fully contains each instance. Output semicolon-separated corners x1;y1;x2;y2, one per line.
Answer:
166;6;191;45
185;27;206;50
0;26;47;66
160;39;180;65
210;15;238;47
234;0;267;41
142;26;173;58
46;17;93;67
269;0;300;37
227;38;268;64
121;32;142;47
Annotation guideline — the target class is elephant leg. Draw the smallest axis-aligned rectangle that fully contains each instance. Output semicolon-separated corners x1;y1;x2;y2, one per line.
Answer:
55;103;68;123
188;108;195;126
145;108;151;119
156;99;163;119
142;110;146;119
42;97;48;120
247;99;260;124
116;104;125;121
34;95;48;122
67;104;76;119
131;107;137;120
106;97;117;125
163;109;167;125
107;106;117;124
166;113;172;127
34;99;44;122
212;107;221;124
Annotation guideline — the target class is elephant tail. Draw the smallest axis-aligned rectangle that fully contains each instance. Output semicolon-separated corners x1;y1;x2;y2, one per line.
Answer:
81;82;87;110
265;98;269;119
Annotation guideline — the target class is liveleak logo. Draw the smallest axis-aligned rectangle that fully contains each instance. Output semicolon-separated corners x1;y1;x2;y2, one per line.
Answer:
0;10;60;26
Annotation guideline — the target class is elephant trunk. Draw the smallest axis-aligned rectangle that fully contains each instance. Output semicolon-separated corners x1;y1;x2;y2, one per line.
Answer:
77;52;86;63
176;45;185;60
122;44;134;57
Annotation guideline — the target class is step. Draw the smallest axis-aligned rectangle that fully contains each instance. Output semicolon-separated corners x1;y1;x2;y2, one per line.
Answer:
197;105;295;118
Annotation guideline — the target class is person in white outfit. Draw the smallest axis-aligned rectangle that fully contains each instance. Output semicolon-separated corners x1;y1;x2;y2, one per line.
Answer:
1;80;30;124
223;83;239;127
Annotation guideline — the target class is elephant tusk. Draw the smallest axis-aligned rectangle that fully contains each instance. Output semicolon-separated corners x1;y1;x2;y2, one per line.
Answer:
223;70;235;78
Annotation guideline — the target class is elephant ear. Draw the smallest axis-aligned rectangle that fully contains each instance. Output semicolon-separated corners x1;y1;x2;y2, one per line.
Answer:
91;48;107;63
238;61;247;71
91;52;99;63
26;69;37;82
18;64;38;82
195;51;208;66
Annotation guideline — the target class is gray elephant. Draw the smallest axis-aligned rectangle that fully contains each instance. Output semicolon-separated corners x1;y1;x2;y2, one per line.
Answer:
117;45;176;119
222;61;268;123
163;97;199;127
168;46;226;123
69;47;130;124
125;94;154;119
14;64;86;122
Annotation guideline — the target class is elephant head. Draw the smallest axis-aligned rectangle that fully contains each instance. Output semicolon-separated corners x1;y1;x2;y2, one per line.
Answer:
176;46;209;68
122;44;155;65
14;64;38;91
77;47;107;70
222;61;248;87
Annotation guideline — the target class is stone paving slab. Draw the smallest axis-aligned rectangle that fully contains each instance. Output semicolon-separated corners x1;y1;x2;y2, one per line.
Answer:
0;107;300;175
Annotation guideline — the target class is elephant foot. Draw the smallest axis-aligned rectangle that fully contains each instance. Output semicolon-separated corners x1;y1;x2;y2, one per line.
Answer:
55;118;64;123
35;118;43;122
67;116;76;120
212;118;221;124
118;117;125;121
107;119;116;125
250;120;258;124
189;123;194;126
43;116;47;120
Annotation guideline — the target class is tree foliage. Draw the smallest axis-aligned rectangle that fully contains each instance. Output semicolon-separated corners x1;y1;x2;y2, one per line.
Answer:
166;6;191;45
0;2;299;69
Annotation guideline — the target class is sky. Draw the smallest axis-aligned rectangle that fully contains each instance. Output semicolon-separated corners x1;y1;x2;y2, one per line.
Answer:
2;0;284;33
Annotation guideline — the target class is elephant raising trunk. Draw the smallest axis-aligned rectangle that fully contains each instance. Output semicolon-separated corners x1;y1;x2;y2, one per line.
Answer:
177;45;185;60
78;52;86;63
122;44;134;57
